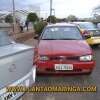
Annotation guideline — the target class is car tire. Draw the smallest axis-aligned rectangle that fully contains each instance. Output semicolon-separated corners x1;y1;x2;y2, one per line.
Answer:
94;44;99;47
86;71;92;75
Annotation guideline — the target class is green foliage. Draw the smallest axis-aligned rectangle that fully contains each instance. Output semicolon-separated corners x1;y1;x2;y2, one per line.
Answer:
67;15;78;22
56;18;67;22
47;16;57;23
5;14;13;23
27;13;39;22
34;21;47;35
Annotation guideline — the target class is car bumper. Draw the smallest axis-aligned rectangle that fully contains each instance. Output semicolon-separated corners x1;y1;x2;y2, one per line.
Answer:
0;66;36;100
37;61;95;74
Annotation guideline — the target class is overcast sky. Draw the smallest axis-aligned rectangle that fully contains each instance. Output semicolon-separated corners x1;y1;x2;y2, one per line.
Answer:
0;0;100;18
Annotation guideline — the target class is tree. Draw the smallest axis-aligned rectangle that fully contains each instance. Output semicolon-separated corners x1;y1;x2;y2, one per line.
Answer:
56;18;67;22
27;13;39;23
67;15;78;22
5;14;13;23
47;16;57;23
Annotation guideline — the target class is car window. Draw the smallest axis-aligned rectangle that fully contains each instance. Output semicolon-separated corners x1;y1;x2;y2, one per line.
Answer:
0;31;12;46
42;26;83;40
78;23;97;30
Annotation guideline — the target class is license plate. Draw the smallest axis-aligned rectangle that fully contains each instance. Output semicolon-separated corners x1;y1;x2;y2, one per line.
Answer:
55;64;73;70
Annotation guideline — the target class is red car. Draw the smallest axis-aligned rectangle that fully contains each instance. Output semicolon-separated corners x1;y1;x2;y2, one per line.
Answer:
34;23;95;74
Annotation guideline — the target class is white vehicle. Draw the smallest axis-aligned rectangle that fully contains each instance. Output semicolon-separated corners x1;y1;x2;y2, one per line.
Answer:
0;31;36;100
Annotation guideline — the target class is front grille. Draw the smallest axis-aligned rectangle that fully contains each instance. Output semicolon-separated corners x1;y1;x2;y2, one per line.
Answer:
50;56;79;61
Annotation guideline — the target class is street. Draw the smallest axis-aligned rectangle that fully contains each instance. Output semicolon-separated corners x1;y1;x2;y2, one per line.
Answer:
22;39;100;100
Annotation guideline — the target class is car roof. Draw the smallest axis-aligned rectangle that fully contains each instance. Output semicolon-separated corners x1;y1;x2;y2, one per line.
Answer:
46;23;76;27
73;22;92;24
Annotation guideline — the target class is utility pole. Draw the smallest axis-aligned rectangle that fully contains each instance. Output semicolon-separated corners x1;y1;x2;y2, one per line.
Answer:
50;0;52;23
52;8;55;16
50;0;52;16
12;0;16;34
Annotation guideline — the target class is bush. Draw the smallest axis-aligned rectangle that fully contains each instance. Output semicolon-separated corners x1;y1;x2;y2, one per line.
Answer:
34;21;47;36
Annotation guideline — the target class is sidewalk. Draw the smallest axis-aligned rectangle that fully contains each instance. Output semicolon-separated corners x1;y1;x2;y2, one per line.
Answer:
10;30;35;43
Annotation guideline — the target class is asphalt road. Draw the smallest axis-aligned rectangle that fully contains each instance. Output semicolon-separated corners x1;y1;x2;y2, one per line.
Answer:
22;39;100;100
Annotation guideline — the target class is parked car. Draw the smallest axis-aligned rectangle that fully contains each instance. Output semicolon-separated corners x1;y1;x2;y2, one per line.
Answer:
97;23;100;29
0;31;36;100
73;22;100;46
34;23;95;74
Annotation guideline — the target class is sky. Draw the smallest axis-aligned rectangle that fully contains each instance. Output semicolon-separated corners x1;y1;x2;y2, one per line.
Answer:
0;0;100;18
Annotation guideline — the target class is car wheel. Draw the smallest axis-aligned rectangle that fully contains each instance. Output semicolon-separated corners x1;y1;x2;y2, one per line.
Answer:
86;71;92;75
94;44;99;47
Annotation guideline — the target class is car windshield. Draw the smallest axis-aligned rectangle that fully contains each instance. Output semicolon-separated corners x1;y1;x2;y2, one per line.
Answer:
0;31;12;46
78;22;97;30
42;26;83;40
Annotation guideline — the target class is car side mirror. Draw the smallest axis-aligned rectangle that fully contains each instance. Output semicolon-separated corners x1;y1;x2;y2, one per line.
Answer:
84;34;91;39
34;34;39;39
81;30;91;39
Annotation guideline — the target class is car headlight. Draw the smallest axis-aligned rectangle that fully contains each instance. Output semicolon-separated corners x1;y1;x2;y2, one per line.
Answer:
80;55;93;61
40;56;49;61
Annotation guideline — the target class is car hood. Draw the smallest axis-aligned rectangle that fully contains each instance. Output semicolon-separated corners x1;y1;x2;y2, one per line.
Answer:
38;40;92;56
0;43;33;58
0;43;33;89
